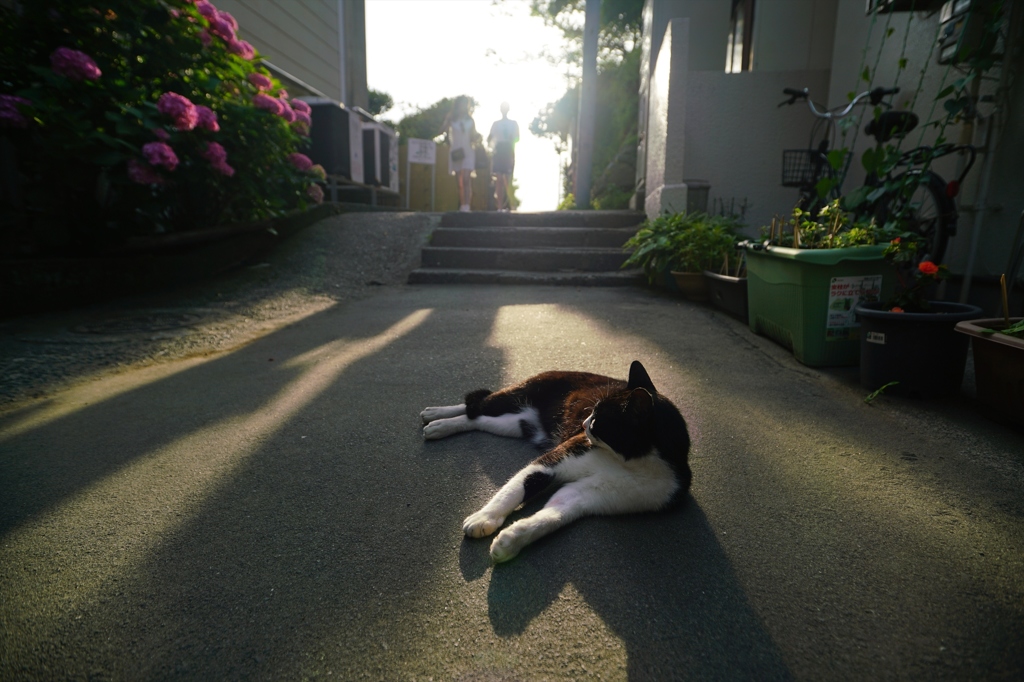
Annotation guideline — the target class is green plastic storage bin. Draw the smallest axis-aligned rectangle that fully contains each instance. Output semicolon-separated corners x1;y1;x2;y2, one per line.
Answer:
744;243;895;367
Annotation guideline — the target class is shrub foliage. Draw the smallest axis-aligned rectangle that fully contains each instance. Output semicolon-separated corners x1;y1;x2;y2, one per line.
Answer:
0;0;324;256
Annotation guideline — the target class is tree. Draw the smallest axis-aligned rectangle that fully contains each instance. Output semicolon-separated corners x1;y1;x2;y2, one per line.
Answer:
367;89;393;117
528;0;643;208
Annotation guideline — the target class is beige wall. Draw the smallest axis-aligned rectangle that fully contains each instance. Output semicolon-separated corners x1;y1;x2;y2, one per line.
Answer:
685;69;833;233
641;0;1023;283
752;0;837;71
826;0;1023;279
216;0;343;102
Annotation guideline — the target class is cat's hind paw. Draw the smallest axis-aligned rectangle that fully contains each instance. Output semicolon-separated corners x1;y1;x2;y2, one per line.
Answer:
490;527;524;563
463;509;505;538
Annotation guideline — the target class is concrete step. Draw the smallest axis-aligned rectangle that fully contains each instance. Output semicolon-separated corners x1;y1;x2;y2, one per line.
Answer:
439;210;644;229
407;268;645;286
429;226;636;249
421;246;631;273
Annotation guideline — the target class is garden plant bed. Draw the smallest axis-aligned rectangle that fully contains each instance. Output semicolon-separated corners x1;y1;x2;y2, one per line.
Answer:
0;203;349;318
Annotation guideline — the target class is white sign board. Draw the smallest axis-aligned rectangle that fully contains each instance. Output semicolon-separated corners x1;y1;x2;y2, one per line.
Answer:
408;138;436;165
826;275;883;341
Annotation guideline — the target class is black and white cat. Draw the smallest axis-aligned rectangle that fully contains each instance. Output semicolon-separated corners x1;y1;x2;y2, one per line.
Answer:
421;361;691;562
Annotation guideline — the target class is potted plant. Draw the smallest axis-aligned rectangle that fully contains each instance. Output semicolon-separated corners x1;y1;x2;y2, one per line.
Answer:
743;200;898;367
956;293;1024;429
622;212;739;301
703;248;748;321
854;237;982;396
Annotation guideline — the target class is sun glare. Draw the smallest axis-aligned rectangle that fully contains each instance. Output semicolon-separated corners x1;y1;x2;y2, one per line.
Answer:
365;0;572;211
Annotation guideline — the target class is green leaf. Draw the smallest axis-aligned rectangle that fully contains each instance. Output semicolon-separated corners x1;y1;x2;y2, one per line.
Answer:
844;186;871;209
861;67;871;83
827;148;848;170
816;177;836;199
934;85;955;100
861;147;881;174
867;186;888;202
898;57;907;70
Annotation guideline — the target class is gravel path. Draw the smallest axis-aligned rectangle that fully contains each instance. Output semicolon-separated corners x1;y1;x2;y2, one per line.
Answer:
0;211;437;409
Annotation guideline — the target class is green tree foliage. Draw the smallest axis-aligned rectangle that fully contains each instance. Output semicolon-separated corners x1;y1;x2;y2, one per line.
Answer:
367;89;394;117
0;0;322;255
393;96;481;144
529;0;642;208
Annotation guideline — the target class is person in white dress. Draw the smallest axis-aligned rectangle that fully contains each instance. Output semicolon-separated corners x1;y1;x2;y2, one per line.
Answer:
442;96;477;212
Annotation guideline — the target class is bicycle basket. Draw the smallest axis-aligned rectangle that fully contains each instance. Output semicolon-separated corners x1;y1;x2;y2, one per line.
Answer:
781;149;830;188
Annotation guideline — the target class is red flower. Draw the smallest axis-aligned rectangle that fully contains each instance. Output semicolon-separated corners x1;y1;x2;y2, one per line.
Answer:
918;261;939;276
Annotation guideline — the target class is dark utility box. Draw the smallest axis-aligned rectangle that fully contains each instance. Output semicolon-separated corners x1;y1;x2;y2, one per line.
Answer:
306;100;363;183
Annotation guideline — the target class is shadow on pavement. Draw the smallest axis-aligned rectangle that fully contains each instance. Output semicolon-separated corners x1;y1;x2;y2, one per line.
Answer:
480;501;792;680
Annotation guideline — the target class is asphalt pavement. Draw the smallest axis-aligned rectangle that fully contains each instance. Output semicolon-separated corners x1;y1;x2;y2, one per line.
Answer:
1;216;1023;681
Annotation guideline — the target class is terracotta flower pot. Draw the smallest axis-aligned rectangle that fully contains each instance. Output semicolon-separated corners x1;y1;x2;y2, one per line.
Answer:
955;317;1024;430
671;271;709;302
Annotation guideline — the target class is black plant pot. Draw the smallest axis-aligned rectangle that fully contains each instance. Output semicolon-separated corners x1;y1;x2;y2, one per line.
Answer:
703;270;747;321
855;301;984;397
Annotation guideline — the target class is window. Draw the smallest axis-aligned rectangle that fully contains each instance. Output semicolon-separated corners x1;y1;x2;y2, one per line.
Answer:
726;0;755;73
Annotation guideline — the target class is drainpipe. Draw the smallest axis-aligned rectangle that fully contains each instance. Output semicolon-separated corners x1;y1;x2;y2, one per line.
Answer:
337;0;347;105
575;0;601;209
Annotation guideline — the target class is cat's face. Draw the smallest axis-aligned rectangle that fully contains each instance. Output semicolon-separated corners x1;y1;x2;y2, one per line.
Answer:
582;387;654;459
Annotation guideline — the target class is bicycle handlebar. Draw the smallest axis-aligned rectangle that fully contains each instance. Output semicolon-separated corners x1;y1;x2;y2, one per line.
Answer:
780;86;900;117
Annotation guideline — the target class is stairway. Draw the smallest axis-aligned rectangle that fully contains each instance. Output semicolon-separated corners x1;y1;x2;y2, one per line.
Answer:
407;211;645;286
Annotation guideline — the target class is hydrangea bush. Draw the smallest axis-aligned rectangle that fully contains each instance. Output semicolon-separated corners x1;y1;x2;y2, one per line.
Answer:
0;0;323;255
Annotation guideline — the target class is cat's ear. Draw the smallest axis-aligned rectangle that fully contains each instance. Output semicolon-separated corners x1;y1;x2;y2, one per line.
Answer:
627;387;654;415
627;361;657;394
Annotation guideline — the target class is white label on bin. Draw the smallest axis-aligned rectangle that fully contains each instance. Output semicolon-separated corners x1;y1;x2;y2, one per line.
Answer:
826;275;882;341
866;331;886;345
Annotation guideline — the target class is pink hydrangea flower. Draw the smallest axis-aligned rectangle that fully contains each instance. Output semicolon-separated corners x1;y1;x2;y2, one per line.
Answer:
253;93;283;116
293;109;312;129
152;128;170;141
218;10;239;31
50;47;102;81
227;39;254;60
202;141;234;176
307;183;324;204
196;105;219;132
127;158;164;185
0;94;32;128
277;89;289;100
288;152;313;172
277;98;296;123
195;1;217;20
198;29;213;47
157;92;198;131
309;164;327;181
291;99;311;115
247;72;272;91
142;141;179;171
209;15;236;41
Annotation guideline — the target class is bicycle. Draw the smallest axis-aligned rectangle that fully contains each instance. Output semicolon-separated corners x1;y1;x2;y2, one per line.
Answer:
778;85;977;264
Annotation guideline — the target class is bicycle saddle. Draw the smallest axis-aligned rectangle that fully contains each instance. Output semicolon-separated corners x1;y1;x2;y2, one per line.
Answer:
865;111;919;143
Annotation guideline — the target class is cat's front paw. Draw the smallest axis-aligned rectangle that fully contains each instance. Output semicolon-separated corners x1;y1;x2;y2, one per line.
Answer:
490;527;524;563
463;509;505;538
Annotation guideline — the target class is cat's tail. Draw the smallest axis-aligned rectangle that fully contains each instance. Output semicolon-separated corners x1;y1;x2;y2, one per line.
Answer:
464;389;492;419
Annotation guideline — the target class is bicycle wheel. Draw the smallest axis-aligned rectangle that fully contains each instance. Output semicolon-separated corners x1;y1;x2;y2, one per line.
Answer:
875;170;955;264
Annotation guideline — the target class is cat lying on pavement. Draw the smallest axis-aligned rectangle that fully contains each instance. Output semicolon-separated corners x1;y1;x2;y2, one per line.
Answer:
421;361;692;562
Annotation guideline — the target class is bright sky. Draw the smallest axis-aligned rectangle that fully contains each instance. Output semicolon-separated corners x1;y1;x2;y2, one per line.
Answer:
365;0;573;211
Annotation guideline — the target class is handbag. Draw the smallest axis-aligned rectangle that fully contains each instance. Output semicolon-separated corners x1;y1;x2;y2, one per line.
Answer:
451;147;466;163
